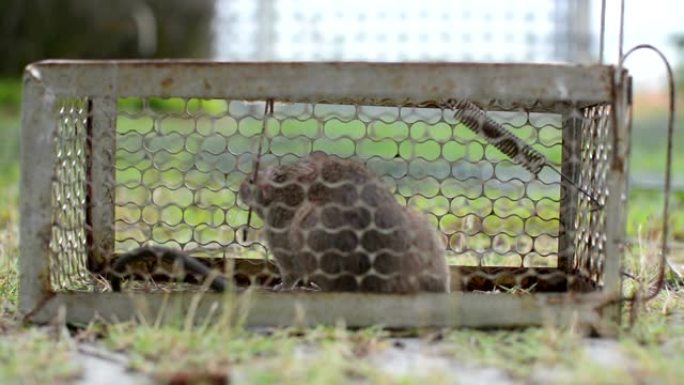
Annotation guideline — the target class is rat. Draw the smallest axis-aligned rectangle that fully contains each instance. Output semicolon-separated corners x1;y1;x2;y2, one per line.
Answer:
239;151;450;293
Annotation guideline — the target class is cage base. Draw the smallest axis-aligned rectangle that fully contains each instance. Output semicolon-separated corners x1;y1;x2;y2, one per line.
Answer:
24;291;619;335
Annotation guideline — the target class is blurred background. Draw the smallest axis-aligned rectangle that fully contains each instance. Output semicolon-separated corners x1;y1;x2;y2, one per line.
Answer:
0;0;682;247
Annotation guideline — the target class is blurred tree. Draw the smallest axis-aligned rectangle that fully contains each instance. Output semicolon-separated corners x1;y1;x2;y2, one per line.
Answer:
0;0;215;76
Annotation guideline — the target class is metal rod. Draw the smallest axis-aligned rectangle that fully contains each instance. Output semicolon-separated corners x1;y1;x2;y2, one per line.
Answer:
599;0;606;63
618;44;676;306
243;99;274;241
619;0;625;61
251;99;274;183
547;166;604;210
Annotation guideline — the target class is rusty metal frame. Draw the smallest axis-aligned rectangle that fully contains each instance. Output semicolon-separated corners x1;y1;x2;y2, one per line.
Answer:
19;60;628;333
20;69;58;315
85;96;117;273
558;109;581;274
22;60;613;106
28;292;609;330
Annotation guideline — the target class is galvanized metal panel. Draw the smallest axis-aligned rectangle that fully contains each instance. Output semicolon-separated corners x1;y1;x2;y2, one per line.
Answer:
25;60;614;106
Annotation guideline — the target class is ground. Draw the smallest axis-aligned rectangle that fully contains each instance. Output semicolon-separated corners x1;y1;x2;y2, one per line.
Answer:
3;293;684;384
2;161;684;385
3;90;684;385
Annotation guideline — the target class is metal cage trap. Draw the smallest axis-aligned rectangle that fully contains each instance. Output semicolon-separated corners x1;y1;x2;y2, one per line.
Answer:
20;60;632;332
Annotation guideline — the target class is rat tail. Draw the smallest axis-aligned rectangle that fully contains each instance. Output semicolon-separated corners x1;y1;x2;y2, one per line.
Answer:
108;246;228;292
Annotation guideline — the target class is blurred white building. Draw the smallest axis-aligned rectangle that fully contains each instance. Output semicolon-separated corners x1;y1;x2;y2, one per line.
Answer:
213;0;593;63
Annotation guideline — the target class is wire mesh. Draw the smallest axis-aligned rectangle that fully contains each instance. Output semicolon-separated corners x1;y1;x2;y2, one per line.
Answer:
574;105;611;285
45;95;612;293
49;98;91;291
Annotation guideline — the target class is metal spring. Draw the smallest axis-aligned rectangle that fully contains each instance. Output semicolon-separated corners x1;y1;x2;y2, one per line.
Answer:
450;100;603;210
453;100;547;175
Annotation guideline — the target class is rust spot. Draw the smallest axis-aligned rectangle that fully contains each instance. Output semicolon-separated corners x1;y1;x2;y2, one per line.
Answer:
161;77;174;88
545;295;569;305
611;156;624;171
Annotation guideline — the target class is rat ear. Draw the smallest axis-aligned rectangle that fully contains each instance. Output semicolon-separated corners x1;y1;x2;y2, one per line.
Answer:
309;151;328;162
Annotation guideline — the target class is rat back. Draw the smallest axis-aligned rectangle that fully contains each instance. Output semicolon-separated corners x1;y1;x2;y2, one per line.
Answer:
242;153;450;293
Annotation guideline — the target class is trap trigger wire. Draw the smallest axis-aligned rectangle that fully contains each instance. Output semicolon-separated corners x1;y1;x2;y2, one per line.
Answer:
243;99;274;242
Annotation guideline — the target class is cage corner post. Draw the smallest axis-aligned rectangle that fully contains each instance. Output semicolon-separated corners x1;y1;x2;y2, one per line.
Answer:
19;69;57;319
601;68;631;332
558;107;581;275
85;96;117;274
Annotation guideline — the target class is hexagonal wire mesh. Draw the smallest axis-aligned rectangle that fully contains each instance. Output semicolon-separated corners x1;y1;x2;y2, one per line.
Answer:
44;96;611;294
20;62;627;328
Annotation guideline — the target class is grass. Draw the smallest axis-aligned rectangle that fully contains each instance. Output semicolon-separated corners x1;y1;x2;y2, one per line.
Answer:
2;91;684;384
102;324;384;384
0;327;81;385
0;87;20;305
443;326;584;378
0;173;77;384
0;185;18;305
442;327;648;385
